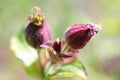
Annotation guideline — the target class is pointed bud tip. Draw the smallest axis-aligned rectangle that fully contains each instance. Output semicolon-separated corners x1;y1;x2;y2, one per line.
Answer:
87;22;102;30
28;6;45;27
56;38;60;44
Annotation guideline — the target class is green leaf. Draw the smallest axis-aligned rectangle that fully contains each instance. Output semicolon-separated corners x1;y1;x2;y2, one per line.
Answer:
10;28;38;67
44;59;87;80
25;59;43;79
10;28;42;78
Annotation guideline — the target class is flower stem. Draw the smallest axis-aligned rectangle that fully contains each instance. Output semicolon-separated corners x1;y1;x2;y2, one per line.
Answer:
62;44;69;53
37;48;44;80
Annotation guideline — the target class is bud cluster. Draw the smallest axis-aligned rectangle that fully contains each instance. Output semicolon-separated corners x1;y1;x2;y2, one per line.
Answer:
25;7;100;63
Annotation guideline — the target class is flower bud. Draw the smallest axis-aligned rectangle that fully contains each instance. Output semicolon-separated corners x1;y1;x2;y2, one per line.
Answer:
25;7;51;48
65;23;99;49
40;38;79;63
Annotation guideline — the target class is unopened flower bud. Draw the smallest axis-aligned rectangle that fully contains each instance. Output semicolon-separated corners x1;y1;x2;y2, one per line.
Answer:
25;7;51;48
65;23;99;49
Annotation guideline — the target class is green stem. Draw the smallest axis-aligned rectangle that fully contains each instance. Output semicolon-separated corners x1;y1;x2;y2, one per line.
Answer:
62;44;69;53
37;48;44;80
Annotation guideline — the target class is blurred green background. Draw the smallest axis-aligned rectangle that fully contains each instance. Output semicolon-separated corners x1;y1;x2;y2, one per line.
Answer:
0;0;120;80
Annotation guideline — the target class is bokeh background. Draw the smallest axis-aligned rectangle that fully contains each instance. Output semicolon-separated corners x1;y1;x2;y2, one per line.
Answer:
0;0;120;80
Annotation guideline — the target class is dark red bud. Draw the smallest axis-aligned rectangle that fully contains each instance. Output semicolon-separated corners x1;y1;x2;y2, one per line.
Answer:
65;23;99;49
40;38;79;63
25;7;51;48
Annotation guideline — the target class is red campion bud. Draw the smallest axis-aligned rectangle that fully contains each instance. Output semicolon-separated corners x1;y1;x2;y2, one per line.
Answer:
25;7;51;48
65;23;99;49
40;38;79;63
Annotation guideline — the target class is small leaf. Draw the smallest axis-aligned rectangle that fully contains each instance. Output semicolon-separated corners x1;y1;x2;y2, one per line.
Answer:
44;59;87;80
10;28;38;67
25;59;43;79
10;28;42;78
